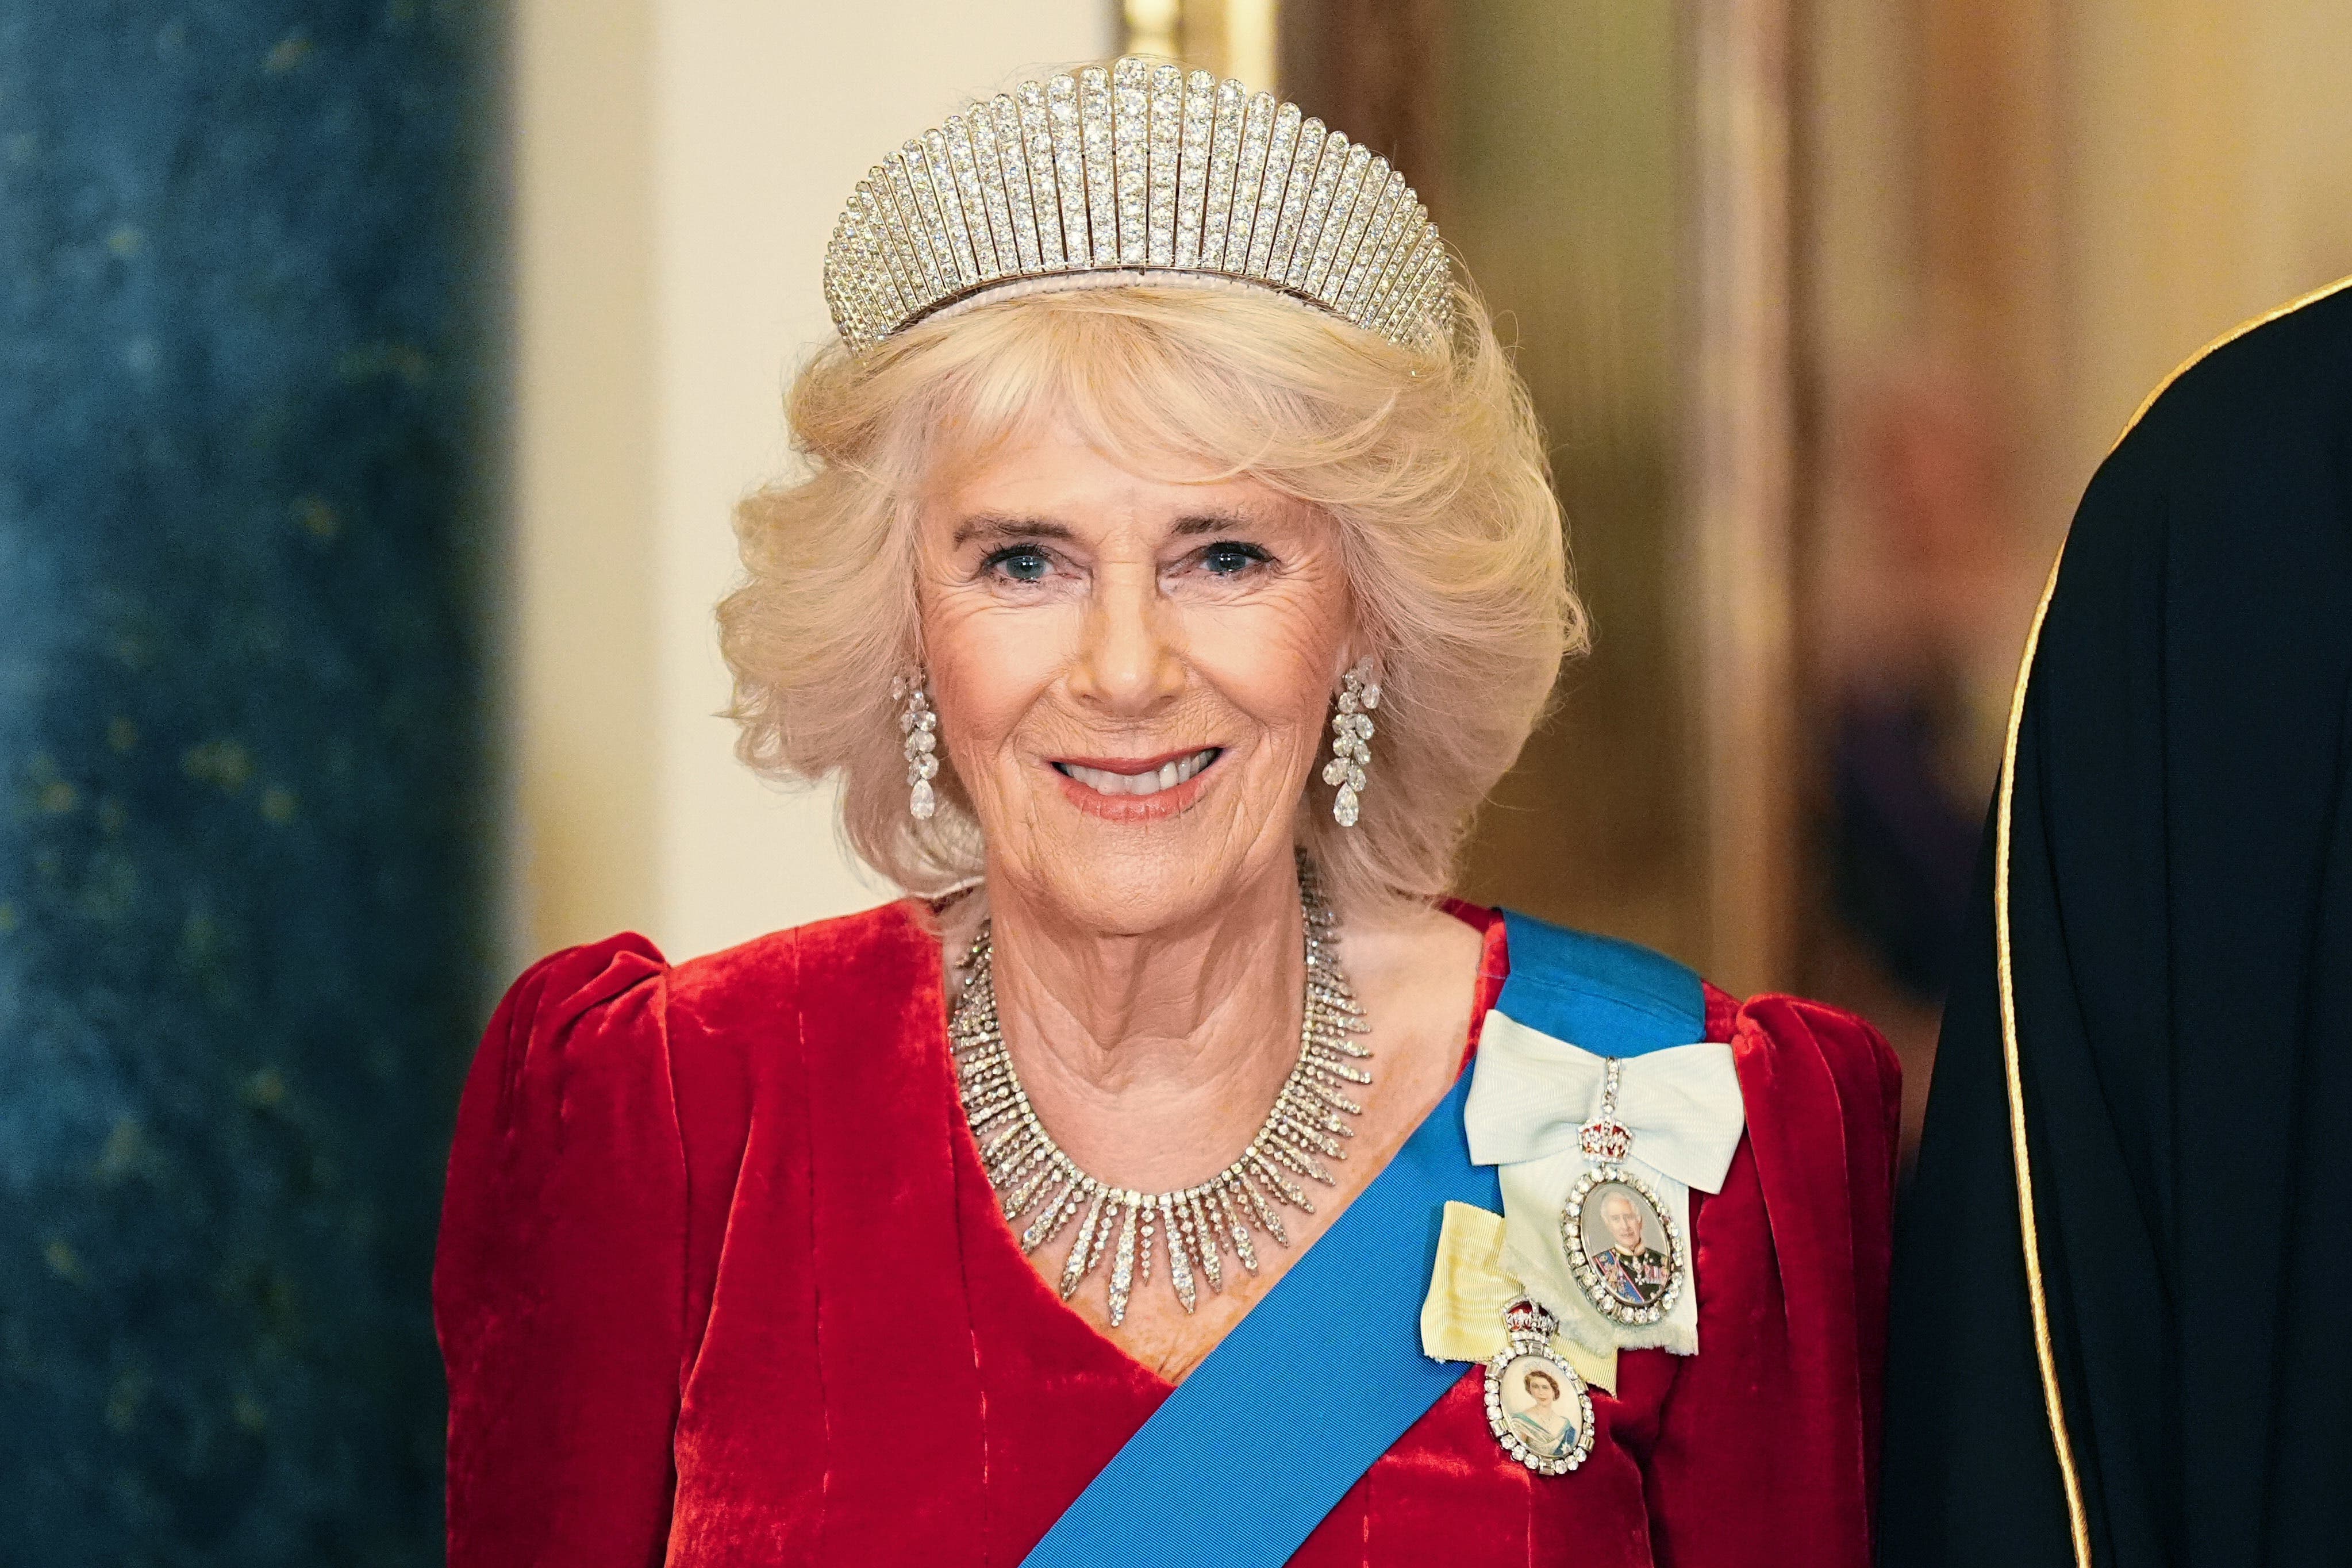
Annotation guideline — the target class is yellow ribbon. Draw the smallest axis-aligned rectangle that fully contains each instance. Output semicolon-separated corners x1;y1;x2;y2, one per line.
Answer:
1419;1201;1617;1393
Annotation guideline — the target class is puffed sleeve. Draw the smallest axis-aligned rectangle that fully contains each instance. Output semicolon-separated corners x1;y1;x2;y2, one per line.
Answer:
434;935;682;1568
1634;996;1901;1568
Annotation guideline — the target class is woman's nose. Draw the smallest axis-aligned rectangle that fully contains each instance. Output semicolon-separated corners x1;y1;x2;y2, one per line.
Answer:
1067;570;1184;713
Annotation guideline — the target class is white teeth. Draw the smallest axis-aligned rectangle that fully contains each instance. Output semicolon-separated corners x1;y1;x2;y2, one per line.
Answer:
1059;748;1217;797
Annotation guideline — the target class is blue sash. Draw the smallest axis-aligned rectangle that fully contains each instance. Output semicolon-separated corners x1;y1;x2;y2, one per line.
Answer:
1023;910;1705;1567
1492;910;1707;1058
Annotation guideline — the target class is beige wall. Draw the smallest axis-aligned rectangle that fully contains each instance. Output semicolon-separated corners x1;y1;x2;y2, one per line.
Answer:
1801;0;2352;510
510;1;1114;964
2062;0;2352;468
1790;0;2352;1143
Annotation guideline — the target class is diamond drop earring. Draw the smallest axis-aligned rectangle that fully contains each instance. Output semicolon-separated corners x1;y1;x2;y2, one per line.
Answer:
1322;658;1379;827
894;671;939;821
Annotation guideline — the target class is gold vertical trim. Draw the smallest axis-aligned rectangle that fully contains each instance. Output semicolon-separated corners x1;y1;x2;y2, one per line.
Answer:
1122;0;1181;60
1220;0;1278;91
1120;0;1278;87
1991;543;2086;1564
1994;270;2352;1568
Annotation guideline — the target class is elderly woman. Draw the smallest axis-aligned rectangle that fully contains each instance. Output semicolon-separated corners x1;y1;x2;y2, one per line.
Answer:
437;57;1898;1568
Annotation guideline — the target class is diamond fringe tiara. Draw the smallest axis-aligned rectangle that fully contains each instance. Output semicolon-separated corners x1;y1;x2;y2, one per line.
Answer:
823;55;1452;356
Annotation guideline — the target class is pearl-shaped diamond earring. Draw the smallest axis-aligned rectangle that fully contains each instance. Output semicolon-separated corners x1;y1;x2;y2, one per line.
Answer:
894;671;940;820
1323;658;1379;827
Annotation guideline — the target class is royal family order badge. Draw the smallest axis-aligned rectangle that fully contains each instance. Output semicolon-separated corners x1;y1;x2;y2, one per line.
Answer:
1560;1059;1689;1326
1467;1009;1744;1358
1484;1298;1596;1475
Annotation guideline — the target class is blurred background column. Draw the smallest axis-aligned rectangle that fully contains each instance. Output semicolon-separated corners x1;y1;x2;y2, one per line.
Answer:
1275;0;1789;990
513;0;1113;964
1;2;501;1558
3;0;1119;1558
1794;0;2352;1154
1217;0;2352;1160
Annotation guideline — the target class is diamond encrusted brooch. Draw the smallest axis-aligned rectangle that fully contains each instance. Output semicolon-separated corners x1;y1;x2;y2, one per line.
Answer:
1484;1298;1594;1475
1559;1058;1688;1326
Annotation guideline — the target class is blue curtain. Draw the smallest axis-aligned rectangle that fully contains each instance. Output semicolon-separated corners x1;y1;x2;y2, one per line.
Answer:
0;3;502;1560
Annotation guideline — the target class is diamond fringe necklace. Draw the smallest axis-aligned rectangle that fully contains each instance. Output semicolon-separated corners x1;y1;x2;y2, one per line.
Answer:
951;859;1373;1328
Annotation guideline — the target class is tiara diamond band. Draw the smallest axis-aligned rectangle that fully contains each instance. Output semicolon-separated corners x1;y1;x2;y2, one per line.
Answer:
823;56;1452;356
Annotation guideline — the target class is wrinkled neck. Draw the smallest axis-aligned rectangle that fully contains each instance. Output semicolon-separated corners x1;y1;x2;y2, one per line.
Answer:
977;860;1308;1186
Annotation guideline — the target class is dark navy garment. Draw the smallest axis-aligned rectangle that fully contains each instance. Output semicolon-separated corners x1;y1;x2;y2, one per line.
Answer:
1882;280;2352;1568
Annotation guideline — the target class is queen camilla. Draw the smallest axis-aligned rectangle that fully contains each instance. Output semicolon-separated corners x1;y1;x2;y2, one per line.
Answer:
436;57;1901;1568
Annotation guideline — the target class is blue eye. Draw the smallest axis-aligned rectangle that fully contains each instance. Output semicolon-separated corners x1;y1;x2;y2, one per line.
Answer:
1201;541;1269;575
983;546;1052;583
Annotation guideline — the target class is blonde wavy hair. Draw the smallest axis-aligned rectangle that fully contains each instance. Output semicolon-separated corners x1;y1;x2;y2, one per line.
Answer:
720;280;1584;915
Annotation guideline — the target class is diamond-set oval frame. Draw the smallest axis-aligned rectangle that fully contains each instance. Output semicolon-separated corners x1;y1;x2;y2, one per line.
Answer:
1484;1338;1595;1477
1560;1163;1688;1327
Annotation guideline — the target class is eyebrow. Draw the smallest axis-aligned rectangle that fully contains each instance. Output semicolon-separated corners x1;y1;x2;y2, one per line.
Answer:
951;514;1075;547
1170;509;1260;537
950;508;1266;546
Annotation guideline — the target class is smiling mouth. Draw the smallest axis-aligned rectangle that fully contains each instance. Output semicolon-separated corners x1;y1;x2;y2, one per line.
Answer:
1051;747;1223;798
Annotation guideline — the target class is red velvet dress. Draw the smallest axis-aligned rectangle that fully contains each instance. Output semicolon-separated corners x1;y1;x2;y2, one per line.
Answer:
436;901;1899;1567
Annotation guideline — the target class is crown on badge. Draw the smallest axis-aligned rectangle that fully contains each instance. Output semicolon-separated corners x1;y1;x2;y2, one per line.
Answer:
1502;1297;1561;1340
821;56;1453;355
1578;1115;1634;1162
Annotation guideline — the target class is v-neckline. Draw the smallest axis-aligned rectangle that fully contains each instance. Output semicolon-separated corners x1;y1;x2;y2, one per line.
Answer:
931;901;1511;1392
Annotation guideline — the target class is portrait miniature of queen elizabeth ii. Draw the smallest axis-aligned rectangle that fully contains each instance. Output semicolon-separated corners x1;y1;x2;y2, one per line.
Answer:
436;54;1901;1568
1502;1361;1582;1459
